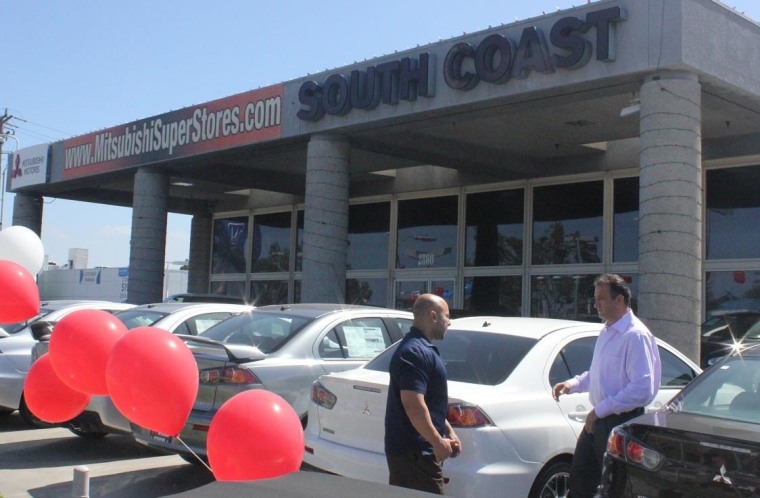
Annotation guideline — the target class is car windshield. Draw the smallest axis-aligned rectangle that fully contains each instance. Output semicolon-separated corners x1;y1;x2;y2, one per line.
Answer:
365;330;538;386
114;310;169;329
723;313;760;341
199;312;313;354
673;354;760;424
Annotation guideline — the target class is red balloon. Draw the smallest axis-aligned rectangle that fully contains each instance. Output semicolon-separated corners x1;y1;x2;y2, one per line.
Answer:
49;309;129;395
0;259;40;323
106;326;198;436
208;390;304;481
23;353;91;423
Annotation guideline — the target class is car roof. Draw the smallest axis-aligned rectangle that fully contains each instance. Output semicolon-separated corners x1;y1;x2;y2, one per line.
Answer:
122;302;252;313
449;316;601;340
253;303;412;319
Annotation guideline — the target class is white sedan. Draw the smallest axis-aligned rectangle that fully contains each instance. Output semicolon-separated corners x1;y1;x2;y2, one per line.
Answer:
304;316;702;498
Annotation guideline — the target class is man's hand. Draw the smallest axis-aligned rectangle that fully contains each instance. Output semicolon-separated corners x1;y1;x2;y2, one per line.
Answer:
432;437;453;462
447;430;462;458
552;381;571;401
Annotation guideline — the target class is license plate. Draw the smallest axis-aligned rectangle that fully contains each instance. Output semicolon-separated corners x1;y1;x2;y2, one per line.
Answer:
148;431;172;443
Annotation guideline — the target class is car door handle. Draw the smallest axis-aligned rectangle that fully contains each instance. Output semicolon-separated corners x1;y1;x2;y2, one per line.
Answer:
568;411;589;422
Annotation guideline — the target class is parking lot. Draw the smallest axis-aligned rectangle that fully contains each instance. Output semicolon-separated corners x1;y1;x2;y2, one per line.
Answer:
0;413;214;497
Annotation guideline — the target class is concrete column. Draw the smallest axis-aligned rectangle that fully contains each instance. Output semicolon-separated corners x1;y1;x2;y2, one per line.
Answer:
127;168;168;304
638;71;702;363
187;212;212;294
301;134;349;303
11;192;43;235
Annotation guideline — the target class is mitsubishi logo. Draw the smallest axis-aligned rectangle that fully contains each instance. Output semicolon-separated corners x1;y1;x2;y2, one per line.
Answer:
713;464;733;486
361;401;371;415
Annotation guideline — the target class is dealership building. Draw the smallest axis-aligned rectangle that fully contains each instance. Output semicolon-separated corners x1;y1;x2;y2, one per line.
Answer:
8;0;760;361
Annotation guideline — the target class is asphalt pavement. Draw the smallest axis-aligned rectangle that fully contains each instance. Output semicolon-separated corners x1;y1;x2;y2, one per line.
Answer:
0;413;213;497
0;414;435;498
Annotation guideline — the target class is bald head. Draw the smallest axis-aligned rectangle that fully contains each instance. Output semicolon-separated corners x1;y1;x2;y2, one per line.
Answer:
412;293;451;341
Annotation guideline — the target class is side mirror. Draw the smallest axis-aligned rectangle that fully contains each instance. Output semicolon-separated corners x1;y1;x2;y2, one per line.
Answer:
30;321;54;341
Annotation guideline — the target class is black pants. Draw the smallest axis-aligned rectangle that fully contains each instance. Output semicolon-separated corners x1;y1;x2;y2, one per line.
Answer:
387;449;445;495
569;408;644;498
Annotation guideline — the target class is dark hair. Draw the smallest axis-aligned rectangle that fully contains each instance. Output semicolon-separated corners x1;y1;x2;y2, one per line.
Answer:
594;273;631;306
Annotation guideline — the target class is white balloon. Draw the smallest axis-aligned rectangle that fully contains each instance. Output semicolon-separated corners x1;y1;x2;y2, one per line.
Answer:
0;226;45;275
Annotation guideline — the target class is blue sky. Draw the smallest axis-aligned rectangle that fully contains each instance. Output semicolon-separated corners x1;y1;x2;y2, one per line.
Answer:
3;0;760;268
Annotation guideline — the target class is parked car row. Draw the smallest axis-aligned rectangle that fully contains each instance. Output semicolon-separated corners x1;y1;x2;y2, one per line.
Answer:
4;300;760;498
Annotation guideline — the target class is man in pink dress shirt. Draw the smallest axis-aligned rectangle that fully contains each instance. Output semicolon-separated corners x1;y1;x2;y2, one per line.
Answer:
552;273;661;498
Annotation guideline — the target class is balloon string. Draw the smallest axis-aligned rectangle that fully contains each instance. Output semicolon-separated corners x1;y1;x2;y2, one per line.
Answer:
176;436;213;473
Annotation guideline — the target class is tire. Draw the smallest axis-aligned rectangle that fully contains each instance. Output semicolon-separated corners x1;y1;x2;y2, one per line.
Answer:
0;408;13;419
68;425;108;439
18;395;53;429
529;461;571;498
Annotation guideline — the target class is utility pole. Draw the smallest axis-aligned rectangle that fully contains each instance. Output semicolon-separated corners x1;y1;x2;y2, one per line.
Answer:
0;108;16;231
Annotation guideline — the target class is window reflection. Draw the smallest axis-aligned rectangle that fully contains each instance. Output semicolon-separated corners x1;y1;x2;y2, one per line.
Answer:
348;203;390;270
210;280;247;300
395;280;454;311
252;212;291;272
532;182;603;265
707;166;760;260
296;210;304;271
465;190;524;266
705;271;760;317
397;197;458;269
463;276;522;315
250;280;288;306
346;278;388;306
212;217;248;274
614;177;639;262
530;273;638;320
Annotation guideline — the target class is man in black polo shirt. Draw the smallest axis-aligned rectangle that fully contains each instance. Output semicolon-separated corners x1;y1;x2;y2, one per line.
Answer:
384;293;461;495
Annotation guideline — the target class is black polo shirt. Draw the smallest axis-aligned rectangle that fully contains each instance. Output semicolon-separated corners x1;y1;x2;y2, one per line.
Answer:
384;326;449;455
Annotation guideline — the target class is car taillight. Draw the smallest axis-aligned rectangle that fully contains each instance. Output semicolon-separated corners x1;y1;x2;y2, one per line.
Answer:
607;428;626;458
447;403;492;427
311;381;337;409
199;366;260;385
606;427;662;470
626;441;662;470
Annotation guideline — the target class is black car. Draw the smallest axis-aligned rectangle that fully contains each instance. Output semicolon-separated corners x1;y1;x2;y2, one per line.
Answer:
701;310;760;368
596;343;760;497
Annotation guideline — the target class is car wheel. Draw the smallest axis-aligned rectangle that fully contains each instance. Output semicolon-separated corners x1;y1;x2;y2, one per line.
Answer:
529;460;571;498
18;395;53;429
68;425;108;439
0;408;13;419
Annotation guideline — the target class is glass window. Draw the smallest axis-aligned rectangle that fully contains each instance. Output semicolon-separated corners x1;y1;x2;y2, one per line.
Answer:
707;166;760;260
394;280;454;311
348;203;390;270
200;311;312;353
549;336;596;387
250;280;288;306
465;189;524;266
613;177;639;262
209;280;247;301
463;276;522;315
252;212;291;272
318;318;392;360
172;312;236;336
364;329;538;387
532;181;603;265
659;347;699;388
678;356;760;424
531;275;598;320
397;196;458;269
705;271;760;317
531;273;638;319
346;278;388;307
212;217;249;274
